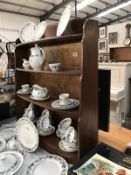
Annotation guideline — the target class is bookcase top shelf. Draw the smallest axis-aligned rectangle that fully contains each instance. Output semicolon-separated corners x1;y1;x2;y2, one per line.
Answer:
16;33;82;48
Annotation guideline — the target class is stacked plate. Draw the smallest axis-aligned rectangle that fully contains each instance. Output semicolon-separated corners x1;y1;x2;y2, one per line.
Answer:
51;98;80;110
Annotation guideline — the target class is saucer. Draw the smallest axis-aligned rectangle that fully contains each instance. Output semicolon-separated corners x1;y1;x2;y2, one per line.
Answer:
17;89;31;95
38;125;55;136
58;99;74;106
30;95;50;101
59;140;78;152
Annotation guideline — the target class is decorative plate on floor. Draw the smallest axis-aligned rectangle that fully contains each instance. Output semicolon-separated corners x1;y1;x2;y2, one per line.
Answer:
25;154;68;175
0;126;16;141
51;99;80;110
16;117;39;152
35;21;47;39
19;22;36;43
56;5;72;37
0;151;23;175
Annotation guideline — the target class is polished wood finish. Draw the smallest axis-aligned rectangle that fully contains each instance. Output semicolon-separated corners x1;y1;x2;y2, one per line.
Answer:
110;47;131;61
99;123;131;152
15;19;99;163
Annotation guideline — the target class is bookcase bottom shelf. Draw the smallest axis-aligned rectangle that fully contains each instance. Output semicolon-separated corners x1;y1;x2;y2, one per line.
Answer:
39;134;78;164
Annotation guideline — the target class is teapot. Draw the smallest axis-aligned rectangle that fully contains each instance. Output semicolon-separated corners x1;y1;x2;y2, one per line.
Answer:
29;44;46;70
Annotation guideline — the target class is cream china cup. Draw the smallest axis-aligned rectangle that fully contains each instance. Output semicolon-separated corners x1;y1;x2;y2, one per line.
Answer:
31;84;48;99
21;84;30;92
6;137;22;152
23;103;35;122
59;93;70;105
37;109;51;131
63;126;78;143
29;44;46;70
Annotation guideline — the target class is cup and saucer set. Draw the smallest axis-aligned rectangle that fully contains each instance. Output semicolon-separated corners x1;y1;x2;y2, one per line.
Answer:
37;109;55;136
51;93;80;110
56;118;78;152
17;84;32;95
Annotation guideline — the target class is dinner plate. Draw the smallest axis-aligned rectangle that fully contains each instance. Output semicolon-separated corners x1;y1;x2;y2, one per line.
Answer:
0;151;23;175
30;95;50;101
25;154;68;175
51;99;80;110
16;117;39;152
19;22;36;43
56;5;72;37
35;21;47;39
0;126;16;141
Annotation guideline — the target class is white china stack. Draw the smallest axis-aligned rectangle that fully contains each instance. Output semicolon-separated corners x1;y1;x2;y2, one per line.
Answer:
37;109;55;136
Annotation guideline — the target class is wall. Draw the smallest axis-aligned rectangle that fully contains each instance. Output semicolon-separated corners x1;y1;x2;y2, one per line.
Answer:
99;21;131;54
0;12;40;42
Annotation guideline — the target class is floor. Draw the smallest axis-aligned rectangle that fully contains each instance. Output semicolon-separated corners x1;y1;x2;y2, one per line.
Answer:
0;117;51;175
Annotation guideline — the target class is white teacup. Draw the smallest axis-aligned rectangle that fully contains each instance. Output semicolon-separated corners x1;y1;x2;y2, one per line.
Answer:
21;84;30;92
63;126;78;143
59;93;69;105
32;85;48;99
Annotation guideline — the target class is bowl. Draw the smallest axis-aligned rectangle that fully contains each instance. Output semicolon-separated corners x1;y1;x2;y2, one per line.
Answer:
49;63;61;72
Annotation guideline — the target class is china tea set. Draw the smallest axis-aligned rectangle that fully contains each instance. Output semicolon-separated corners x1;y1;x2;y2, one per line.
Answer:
17;83;49;101
22;44;61;72
56;118;78;152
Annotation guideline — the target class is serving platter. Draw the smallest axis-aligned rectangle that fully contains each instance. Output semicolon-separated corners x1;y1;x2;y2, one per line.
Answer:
0;151;23;175
16;117;39;152
0;126;16;141
35;21;47;39
19;22;36;43
56;5;72;37
25;154;68;175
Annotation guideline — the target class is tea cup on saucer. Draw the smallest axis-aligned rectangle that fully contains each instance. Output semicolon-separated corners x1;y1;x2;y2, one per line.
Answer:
32;84;48;99
63;126;78;143
21;84;30;92
59;93;70;105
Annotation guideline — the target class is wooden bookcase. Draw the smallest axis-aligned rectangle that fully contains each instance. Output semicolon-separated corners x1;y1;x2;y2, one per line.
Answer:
15;19;99;163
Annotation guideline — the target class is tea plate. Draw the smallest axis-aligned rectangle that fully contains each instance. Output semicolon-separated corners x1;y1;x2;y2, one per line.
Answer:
30;95;50;101
35;21;47;39
16;117;39;152
59;140;78;152
19;22;36;43
0;151;23;175
56;5;72;37
0;126;16;141
25;154;68;175
38;125;55;136
51;99;80;110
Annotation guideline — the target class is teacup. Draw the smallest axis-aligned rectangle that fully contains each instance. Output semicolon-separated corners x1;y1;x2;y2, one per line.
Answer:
21;84;30;92
63;126;78;143
32;85;48;99
59;93;70;105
